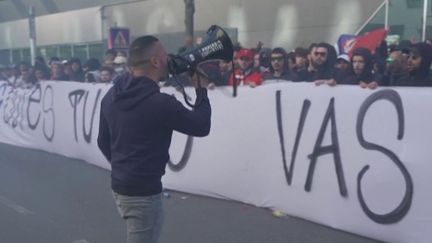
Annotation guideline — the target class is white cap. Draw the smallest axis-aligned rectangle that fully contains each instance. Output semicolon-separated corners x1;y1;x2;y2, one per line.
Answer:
113;56;127;64
337;54;350;63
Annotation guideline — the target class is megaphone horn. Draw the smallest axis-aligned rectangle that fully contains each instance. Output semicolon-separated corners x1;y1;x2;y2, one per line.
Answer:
168;25;234;75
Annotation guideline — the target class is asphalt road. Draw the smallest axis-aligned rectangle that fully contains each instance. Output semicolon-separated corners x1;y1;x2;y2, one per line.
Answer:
0;143;382;243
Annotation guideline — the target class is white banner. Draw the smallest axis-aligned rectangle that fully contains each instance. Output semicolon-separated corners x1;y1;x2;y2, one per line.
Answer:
0;81;430;243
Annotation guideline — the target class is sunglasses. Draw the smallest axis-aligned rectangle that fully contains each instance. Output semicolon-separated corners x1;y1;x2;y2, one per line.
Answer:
271;56;284;62
314;51;327;57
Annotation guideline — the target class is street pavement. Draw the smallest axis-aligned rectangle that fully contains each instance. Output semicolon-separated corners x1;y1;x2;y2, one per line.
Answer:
0;143;382;243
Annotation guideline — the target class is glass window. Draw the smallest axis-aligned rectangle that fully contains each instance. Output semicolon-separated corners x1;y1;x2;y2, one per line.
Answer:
12;49;21;64
407;0;422;9
59;45;72;60
73;44;88;62
38;46;59;61
88;43;104;60
0;49;11;65
21;48;31;63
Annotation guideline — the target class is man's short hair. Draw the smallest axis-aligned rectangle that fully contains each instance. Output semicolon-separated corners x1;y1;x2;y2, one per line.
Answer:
128;35;160;68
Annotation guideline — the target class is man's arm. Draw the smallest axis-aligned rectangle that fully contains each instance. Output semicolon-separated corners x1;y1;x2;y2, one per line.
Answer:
163;87;211;137
97;107;111;162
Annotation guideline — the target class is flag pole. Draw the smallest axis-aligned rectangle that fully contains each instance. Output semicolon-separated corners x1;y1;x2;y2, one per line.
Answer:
422;0;429;41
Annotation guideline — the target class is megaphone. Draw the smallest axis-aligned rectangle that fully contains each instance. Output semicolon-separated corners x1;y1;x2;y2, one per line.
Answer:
168;25;234;75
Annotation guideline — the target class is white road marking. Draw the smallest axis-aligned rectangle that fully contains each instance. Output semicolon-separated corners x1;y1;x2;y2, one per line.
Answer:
0;195;33;215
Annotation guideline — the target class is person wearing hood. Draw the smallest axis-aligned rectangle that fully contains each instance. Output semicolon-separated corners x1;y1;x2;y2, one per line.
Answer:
341;47;379;89
307;42;337;86
391;42;432;86
68;58;85;82
97;35;211;243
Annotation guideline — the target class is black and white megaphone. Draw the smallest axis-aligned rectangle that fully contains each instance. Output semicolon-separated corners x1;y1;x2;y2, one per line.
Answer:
168;25;234;76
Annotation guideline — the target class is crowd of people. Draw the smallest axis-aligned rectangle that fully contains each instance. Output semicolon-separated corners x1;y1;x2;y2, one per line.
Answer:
1;38;432;89
0;49;128;87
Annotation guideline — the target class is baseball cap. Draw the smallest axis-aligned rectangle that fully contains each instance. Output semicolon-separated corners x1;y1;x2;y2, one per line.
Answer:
113;56;127;64
337;54;350;63
236;48;254;59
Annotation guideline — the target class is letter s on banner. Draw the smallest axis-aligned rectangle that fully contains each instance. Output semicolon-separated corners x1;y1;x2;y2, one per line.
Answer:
356;89;413;224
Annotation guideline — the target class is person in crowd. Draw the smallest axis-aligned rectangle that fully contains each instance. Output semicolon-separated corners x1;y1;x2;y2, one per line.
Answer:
263;47;297;82
97;35;211;243
390;42;432;86
228;48;263;87
117;50;127;58
104;49;117;67
0;65;7;81
335;54;350;72
113;56;128;76
307;43;318;73
68;58;85;82
8;65;20;85
84;58;101;83
307;42;337;86
334;54;351;83
219;60;233;85
50;61;69;81
15;62;36;87
99;66;115;83
178;35;194;54
258;48;272;72
49;57;60;68
380;48;409;86
198;61;223;89
34;67;48;82
287;51;297;73
340;48;379;89
293;47;309;81
63;59;72;77
34;56;51;79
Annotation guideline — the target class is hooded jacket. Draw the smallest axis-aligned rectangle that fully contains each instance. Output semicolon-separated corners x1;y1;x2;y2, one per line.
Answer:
342;48;376;85
98;74;211;196
306;42;337;81
392;43;432;86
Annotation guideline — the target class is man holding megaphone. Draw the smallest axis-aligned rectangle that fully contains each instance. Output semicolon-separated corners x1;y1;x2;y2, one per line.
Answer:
97;26;233;243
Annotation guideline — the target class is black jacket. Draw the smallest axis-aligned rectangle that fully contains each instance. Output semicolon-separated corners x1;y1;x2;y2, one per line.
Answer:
98;74;211;196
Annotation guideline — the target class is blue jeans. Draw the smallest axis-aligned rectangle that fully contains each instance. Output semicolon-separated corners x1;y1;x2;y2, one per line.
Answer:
112;191;164;243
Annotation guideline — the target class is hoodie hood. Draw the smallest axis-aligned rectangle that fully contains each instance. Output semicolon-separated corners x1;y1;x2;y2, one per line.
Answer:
112;73;160;111
410;42;432;77
351;47;374;81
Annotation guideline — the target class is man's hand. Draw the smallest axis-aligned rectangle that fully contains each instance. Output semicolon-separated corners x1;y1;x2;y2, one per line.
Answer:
368;81;378;89
359;81;368;89
191;67;210;88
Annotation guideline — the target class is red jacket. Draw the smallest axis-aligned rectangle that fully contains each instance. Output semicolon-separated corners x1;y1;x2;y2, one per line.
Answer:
228;68;263;86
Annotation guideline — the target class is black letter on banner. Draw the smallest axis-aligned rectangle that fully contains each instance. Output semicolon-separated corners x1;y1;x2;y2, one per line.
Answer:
305;98;348;197
168;136;193;172
43;85;55;141
0;83;8;110
356;89;413;224
82;89;102;143
276;90;311;185
68;89;85;142
26;85;41;130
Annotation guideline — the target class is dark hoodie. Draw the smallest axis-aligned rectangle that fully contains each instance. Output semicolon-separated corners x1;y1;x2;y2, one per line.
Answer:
341;47;376;85
392;42;432;86
306;42;337;81
98;74;211;196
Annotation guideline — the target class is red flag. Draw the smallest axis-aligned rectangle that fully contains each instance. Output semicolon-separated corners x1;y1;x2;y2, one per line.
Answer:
348;28;388;57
